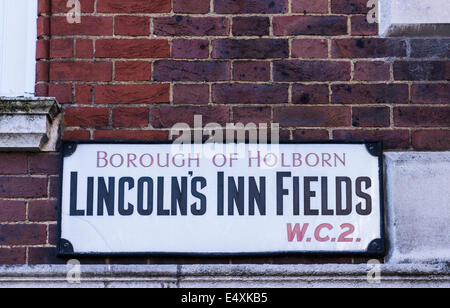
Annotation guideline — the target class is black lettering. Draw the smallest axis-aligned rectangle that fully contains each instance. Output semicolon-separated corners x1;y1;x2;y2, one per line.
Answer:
69;172;84;216
137;177;153;216
171;177;188;216
277;172;291;216
157;177;170;216
336;177;352;215
97;177;115;216
249;177;266;216
321;177;333;215
191;177;207;216
218;172;224;216
356;177;372;215
228;177;245;216
118;177;134;216
304;177;319;216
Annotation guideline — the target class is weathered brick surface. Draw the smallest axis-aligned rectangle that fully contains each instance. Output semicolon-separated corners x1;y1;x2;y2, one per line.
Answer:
274;61;351;82
21;0;450;266
273;16;348;36
212;39;289;59
232;17;270;36
214;0;288;14
213;84;289;104
292;0;328;13
332;84;409;105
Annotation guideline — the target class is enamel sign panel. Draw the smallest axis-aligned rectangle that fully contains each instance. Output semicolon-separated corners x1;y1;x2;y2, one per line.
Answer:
58;142;385;256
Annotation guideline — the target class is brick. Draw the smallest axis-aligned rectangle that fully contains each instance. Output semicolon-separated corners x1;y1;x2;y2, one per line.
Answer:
0;153;28;174
413;130;450;151
411;84;450;104
113;107;150;128
51;16;113;36
154;61;230;82
214;0;288;13
37;16;50;37
52;0;95;13
410;39;450;58
274;61;351;82
94;130;169;141
292;84;329;104
49;84;72;104
292;0;328;13
49;177;59;198
0;177;48;198
273;16;348;36
213;39;288;59
233;107;271;125
394;61;450;81
0;248;26;265
95;84;170;104
394;107;450;127
152;106;230;128
174;0;210;13
232;17;270;36
97;0;171;13
331;0;369;14
213;84;288;104
115;62;152;81
172;40;210;59
173;84;210;105
0;201;26;222
351;16;378;36
96;40;170;59
233;61;270;81
332;39;407;58
36;61;49;82
29;154;59;175
48;224;57;245
115;16;150;36
38;0;51;15
333;129;410;149
75;84;93;104
50;62;112;82
75;39;94;59
63;130;91;140
292;129;330;140
35;84;49;97
274;106;351;127
291;39;328;59
332;84;408;104
36;39;49;60
29;248;65;265
50;39;73;58
354;61;390;81
0;224;47;245
64;107;110;127
154;17;229;36
29;200;58;222
352;107;390;127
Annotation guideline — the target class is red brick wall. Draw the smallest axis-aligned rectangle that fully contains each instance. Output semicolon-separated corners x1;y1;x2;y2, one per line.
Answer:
1;0;448;265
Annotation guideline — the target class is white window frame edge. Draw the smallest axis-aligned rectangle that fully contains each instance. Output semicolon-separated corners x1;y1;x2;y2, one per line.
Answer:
0;0;38;97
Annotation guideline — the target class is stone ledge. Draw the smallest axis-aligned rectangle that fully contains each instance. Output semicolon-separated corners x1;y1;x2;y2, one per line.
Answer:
0;264;448;288
385;152;450;264
379;0;450;37
0;97;61;152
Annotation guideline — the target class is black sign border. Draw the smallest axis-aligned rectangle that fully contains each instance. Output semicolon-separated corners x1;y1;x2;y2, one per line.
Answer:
57;140;386;258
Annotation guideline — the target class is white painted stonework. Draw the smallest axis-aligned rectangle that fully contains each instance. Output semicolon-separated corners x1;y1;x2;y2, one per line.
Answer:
385;152;450;264
0;98;61;151
0;0;37;97
0;264;448;288
379;0;450;36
